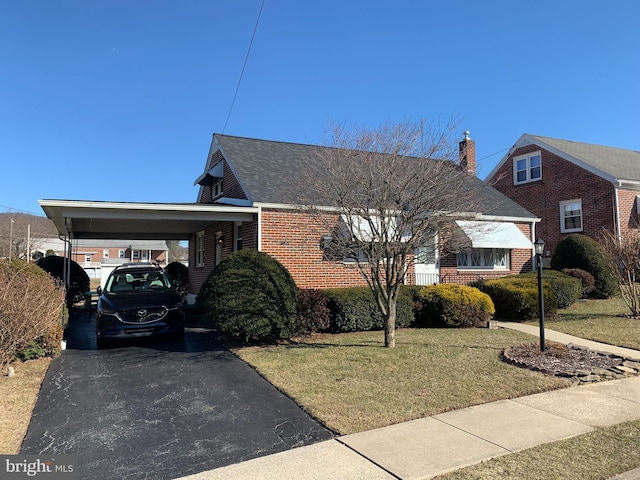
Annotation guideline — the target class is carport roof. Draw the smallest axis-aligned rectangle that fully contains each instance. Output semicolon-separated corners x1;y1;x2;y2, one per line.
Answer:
39;199;258;240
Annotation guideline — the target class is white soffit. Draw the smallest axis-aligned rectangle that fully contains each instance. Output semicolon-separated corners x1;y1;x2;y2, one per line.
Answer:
456;220;532;249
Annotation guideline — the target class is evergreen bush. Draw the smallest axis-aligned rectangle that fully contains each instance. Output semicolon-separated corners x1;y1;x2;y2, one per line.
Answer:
416;284;495;328
196;250;298;342
550;234;616;298
519;270;582;309
482;275;556;321
561;268;595;297
164;261;189;299
324;287;414;332
295;289;331;336
36;255;90;308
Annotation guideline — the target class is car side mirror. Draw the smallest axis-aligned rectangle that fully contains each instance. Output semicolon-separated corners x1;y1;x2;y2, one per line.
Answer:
96;286;102;295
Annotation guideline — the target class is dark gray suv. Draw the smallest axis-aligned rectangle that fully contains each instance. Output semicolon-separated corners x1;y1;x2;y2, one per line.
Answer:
96;263;185;348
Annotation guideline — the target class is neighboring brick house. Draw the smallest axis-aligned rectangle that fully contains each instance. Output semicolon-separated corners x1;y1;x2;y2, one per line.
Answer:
486;134;640;257
188;134;539;297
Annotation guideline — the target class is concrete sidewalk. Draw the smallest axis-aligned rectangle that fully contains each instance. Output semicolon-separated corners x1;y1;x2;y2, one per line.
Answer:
176;328;640;480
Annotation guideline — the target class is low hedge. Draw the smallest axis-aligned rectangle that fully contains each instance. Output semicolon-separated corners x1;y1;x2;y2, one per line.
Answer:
416;284;495;328
0;259;66;367
517;269;582;309
324;287;415;333
481;275;556;321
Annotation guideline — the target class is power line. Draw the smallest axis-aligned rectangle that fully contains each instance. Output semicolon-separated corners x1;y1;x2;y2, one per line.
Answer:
0;204;46;216
477;147;510;162
222;0;265;134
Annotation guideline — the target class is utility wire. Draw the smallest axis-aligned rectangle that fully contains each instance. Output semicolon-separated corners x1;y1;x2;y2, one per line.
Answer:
222;0;265;134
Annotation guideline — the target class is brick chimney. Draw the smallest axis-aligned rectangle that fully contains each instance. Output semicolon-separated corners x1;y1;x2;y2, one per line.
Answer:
459;131;476;176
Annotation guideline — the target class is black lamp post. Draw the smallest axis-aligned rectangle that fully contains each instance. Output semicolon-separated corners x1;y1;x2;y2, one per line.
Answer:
534;238;545;352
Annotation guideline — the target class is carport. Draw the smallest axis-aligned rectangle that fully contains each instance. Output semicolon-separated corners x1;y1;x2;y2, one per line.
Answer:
38;199;259;289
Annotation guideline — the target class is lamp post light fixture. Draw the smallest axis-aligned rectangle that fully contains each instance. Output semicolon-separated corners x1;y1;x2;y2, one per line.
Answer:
534;238;545;352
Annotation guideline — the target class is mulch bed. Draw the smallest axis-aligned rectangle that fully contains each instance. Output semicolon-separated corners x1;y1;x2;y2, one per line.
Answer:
502;341;640;383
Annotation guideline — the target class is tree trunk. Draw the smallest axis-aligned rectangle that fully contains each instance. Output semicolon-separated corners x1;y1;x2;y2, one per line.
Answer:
384;300;397;348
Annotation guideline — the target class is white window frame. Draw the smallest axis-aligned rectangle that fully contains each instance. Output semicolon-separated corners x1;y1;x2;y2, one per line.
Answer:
119;249;125;258
513;151;542;185
457;248;510;270
196;231;205;267
132;250;140;259
84;254;92;263
212;177;223;198
560;199;583;233
141;250;149;260
103;249;109;258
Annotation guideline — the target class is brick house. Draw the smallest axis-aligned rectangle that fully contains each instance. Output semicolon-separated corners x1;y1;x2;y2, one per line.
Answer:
486;134;640;257
34;238;168;282
187;134;539;298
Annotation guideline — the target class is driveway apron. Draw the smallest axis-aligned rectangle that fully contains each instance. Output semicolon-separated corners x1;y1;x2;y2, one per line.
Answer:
20;312;333;480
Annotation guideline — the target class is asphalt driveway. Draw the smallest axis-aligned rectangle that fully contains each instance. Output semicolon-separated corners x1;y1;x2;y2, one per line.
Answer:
20;311;333;480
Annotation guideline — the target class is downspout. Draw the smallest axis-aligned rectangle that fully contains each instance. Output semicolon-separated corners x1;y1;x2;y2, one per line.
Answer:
257;205;262;251
614;184;622;243
531;220;537;271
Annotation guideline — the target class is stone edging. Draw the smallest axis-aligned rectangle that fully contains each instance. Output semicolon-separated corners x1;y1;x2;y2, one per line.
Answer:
502;344;640;384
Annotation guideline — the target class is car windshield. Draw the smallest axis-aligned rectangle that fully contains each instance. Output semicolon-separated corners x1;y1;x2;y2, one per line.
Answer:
105;270;171;294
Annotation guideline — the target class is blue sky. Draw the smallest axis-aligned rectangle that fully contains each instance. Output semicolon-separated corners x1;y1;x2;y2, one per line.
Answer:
1;1;639;216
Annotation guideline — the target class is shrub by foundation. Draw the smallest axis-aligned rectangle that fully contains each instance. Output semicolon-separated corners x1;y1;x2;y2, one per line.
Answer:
416;284;495;328
295;289;331;336
196;250;298;342
324;287;414;333
482;275;556;321
518;270;582;309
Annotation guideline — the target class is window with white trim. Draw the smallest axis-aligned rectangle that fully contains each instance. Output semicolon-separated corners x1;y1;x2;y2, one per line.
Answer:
196;231;205;267
212;177;223;198
132;250;140;259
103;249;109;258
560;199;583;232
119;250;125;258
457;248;510;270
513;152;542;184
84;254;92;263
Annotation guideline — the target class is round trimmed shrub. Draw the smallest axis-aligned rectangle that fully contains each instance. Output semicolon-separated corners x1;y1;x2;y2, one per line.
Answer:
36;255;90;308
196;250;298;342
416;284;495;328
164;261;188;299
550;234;616;298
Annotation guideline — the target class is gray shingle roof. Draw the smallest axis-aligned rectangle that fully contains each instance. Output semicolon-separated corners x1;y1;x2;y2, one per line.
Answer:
214;134;536;220
530;135;640;182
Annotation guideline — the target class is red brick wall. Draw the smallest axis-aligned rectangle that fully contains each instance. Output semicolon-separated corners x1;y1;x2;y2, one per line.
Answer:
188;207;535;294
490;145;616;255
261;209;367;289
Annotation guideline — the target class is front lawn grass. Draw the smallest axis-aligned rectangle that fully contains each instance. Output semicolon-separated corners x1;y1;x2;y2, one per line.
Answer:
435;418;640;480
526;297;640;350
0;358;51;454
234;328;569;434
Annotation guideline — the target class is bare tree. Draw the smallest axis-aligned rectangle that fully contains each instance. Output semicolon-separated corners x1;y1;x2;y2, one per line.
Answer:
0;213;56;260
599;229;640;316
166;240;186;263
298;119;487;347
